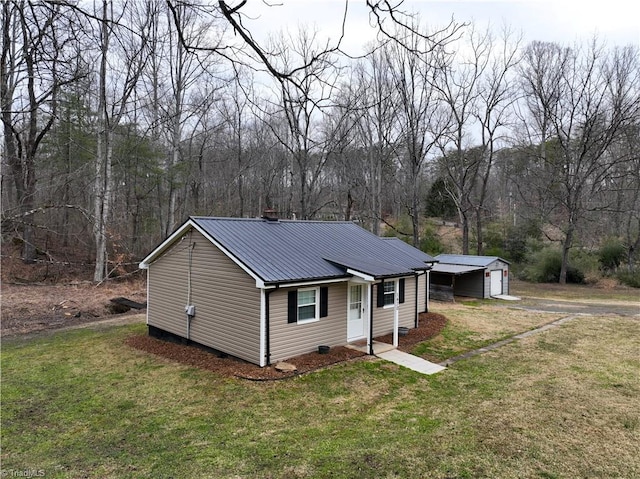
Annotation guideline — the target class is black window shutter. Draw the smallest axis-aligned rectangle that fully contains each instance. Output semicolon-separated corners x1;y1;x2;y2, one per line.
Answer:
399;278;406;304
287;290;298;323
320;287;328;317
376;282;384;308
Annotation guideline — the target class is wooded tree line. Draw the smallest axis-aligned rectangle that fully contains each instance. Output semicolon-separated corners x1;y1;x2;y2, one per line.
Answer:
2;1;639;284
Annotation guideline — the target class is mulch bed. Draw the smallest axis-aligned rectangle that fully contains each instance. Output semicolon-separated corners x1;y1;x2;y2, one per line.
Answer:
375;312;448;353
124;312;448;381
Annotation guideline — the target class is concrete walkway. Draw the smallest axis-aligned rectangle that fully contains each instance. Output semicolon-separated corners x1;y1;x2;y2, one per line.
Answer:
346;340;446;375
377;349;446;375
439;314;583;367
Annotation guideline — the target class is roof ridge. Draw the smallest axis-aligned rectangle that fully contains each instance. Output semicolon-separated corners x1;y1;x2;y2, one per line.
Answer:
191;216;358;224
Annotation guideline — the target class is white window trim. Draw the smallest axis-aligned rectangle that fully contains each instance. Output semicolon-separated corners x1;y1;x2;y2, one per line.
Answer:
297;286;320;324
382;279;397;309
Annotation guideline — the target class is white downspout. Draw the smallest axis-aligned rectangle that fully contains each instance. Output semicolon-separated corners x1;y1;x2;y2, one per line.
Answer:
393;278;399;347
259;289;266;367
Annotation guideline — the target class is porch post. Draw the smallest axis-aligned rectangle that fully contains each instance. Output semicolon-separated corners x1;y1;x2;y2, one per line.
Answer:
426;269;430;313
368;283;374;355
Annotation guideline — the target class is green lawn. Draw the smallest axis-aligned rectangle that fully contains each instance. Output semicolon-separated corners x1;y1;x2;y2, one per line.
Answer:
413;302;563;362
2;311;639;478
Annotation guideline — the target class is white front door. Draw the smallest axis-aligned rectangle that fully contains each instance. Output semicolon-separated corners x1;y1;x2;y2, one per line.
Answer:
347;283;367;341
490;270;503;296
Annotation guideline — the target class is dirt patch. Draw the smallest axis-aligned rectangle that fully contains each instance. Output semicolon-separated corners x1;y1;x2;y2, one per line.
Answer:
124;312;448;380
1;279;147;337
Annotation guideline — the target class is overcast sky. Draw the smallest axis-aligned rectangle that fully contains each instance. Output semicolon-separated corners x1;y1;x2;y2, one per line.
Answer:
243;0;639;55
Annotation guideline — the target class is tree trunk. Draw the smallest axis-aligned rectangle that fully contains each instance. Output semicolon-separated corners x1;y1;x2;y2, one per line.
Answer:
475;206;484;255
93;0;110;283
559;223;575;285
1;2;38;263
461;208;470;255
411;174;420;247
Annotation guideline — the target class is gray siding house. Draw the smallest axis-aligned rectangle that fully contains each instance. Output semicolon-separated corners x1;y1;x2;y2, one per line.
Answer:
139;217;436;366
430;254;510;300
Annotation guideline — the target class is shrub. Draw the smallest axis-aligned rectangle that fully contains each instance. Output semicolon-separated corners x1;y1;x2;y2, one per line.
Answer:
420;223;445;255
482;220;541;263
617;270;640;288
523;247;585;284
571;249;600;284
599;238;626;273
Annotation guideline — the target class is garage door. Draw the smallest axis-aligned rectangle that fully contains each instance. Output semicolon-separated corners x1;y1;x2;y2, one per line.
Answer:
490;270;503;296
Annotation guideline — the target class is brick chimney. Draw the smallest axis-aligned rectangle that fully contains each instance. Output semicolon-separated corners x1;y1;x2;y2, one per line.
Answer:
262;209;279;221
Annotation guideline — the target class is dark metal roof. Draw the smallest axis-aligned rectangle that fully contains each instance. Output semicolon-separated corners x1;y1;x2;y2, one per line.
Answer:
191;217;435;284
435;254;510;267
324;254;415;278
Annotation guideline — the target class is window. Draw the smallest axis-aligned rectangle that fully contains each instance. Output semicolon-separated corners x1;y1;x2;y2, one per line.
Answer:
288;287;328;324
297;288;318;322
383;280;395;307
376;278;406;308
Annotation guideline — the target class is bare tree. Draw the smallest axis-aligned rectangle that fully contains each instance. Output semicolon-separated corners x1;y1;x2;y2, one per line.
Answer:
92;0;152;282
262;28;341;219
471;25;521;254
159;1;221;234
1;0;81;262
518;39;640;283
350;47;398;233
388;21;452;246
216;72;257;217
434;25;491;253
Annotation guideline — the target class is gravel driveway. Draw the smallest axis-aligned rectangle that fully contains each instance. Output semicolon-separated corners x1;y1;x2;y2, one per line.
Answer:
507;298;639;317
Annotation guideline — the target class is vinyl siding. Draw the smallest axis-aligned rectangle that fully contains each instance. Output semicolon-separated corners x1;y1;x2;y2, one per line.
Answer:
146;228;261;364
371;277;416;337
417;273;427;313
269;283;348;363
483;260;509;297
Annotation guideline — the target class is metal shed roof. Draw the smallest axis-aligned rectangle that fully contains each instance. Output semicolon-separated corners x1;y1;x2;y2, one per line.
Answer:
141;217;436;285
431;263;484;275
434;254;510;267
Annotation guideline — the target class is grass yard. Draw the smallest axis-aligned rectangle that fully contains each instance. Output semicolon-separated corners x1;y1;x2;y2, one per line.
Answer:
412;302;562;362
2;310;639;478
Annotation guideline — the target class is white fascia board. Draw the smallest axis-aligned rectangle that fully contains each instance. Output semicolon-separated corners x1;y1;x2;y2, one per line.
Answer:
276;277;348;289
139;220;194;269
346;268;375;283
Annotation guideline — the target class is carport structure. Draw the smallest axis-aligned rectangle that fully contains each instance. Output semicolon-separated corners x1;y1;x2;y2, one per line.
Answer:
430;254;510;301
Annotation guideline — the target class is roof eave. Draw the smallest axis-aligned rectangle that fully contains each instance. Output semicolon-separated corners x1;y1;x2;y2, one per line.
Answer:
264;274;351;289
